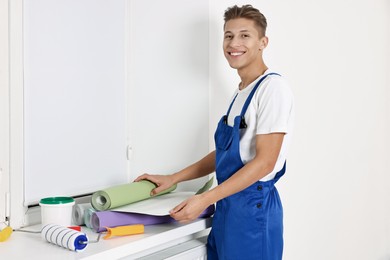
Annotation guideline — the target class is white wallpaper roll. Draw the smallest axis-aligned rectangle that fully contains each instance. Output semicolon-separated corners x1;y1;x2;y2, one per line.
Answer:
84;208;96;229
72;203;93;226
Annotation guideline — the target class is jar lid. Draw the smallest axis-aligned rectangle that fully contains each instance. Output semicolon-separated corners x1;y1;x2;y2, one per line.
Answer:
39;197;74;205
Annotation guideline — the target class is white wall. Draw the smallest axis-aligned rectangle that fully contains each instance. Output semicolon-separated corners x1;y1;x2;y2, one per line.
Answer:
127;0;210;191
210;1;390;259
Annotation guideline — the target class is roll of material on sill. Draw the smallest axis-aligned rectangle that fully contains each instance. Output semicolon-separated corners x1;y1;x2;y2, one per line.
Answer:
91;180;177;211
91;211;174;232
72;203;93;226
91;204;216;232
84;208;96;229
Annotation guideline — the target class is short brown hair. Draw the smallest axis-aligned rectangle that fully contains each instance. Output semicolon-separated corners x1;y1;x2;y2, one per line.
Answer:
224;5;267;37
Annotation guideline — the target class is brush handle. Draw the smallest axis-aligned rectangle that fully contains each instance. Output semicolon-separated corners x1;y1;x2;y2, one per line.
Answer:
0;226;13;242
103;224;144;239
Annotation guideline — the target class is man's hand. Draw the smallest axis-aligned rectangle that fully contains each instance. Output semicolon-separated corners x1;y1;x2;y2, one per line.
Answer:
134;174;175;196
169;194;210;223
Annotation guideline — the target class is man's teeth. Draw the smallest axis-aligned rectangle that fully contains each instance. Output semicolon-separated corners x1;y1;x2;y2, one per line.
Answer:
230;52;244;56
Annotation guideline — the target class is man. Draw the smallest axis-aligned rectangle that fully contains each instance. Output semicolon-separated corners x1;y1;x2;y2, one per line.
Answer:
136;5;294;259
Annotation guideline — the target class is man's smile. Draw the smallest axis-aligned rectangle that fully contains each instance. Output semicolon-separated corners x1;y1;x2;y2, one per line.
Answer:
228;51;246;57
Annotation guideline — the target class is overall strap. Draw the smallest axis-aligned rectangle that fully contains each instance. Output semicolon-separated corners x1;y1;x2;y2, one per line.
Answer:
240;72;280;117
273;161;286;183
226;93;239;117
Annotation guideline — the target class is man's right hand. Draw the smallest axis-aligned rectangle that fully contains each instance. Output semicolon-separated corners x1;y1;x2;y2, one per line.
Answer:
134;174;176;196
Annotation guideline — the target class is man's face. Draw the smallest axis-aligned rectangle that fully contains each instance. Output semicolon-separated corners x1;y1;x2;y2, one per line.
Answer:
223;18;267;71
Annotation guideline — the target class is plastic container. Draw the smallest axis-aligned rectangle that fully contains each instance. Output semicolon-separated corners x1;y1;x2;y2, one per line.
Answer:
39;197;75;227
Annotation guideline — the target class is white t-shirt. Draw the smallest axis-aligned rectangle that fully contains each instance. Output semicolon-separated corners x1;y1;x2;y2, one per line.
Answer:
226;70;294;181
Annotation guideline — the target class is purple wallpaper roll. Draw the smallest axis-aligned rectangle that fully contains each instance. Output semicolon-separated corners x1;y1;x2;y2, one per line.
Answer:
92;204;215;232
92;211;174;232
199;204;215;218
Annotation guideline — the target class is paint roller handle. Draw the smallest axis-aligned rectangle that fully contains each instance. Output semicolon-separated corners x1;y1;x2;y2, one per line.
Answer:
103;224;144;239
0;226;13;242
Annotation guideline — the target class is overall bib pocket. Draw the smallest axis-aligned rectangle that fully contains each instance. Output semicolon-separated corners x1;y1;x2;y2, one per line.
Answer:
214;118;233;151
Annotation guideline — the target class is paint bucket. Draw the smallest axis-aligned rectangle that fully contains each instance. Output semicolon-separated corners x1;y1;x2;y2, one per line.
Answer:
40;197;75;227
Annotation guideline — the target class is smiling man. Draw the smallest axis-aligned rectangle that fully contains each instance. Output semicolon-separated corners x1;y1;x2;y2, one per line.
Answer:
135;5;294;260
223;14;268;89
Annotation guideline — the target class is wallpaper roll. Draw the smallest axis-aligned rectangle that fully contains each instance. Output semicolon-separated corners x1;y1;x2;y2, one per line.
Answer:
72;203;93;226
91;180;177;211
91;204;215;233
199;204;215;218
91;211;174;232
84;208;96;229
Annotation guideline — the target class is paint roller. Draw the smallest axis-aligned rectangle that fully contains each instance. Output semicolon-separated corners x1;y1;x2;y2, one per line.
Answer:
3;223;144;251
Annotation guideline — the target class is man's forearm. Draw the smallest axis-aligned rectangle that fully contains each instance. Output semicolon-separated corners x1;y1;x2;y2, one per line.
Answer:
171;150;216;184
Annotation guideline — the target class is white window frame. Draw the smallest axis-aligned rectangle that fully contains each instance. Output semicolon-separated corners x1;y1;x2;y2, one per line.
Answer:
0;0;11;227
8;0;26;228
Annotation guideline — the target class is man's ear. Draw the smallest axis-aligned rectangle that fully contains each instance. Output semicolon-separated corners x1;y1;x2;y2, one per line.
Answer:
259;36;269;50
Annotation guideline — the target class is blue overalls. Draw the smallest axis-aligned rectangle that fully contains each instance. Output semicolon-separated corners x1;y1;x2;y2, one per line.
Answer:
207;73;286;260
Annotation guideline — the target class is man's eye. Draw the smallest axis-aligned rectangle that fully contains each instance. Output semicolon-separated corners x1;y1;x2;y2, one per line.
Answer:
225;35;232;39
242;34;249;38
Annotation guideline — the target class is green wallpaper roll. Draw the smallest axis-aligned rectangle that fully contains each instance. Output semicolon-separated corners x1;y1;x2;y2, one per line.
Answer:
91;180;177;211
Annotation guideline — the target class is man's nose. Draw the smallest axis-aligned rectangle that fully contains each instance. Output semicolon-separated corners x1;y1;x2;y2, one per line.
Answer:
229;37;242;48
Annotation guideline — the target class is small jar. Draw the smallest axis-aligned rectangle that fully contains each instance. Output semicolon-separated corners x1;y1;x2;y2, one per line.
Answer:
39;197;75;227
